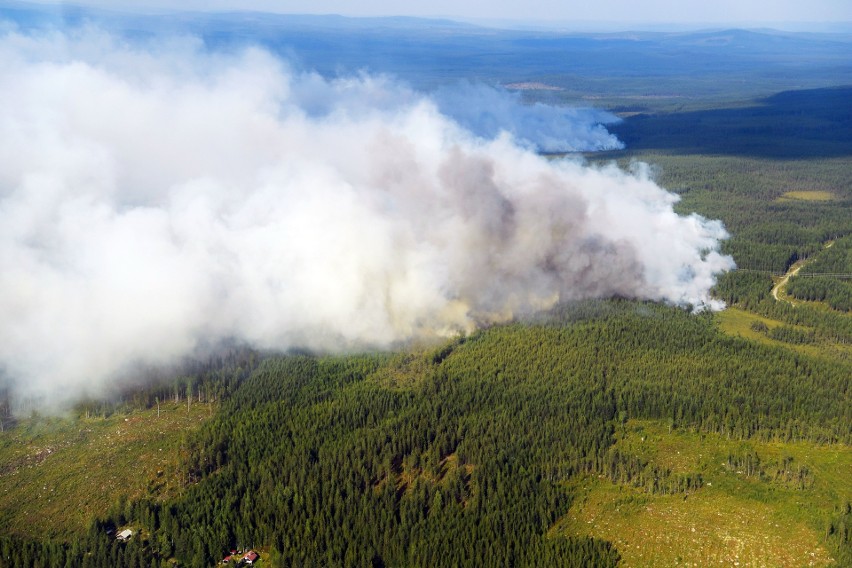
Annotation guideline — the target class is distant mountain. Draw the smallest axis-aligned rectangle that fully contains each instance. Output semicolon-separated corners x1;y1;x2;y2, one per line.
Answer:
1;2;850;100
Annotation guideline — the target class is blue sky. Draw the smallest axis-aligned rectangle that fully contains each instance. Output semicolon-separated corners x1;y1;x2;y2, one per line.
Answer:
27;0;852;28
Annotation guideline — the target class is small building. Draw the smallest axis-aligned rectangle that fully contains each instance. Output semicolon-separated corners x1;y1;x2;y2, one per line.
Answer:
243;550;259;564
221;554;232;564
116;529;133;542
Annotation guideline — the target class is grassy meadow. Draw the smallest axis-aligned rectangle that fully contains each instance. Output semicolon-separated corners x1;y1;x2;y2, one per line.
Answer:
777;191;836;203
0;402;213;539
555;420;852;567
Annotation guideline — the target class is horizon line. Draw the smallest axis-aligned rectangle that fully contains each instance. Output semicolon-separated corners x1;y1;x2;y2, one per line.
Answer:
2;1;852;34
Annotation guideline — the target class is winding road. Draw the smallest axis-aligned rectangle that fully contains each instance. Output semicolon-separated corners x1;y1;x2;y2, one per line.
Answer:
771;241;834;305
771;264;802;304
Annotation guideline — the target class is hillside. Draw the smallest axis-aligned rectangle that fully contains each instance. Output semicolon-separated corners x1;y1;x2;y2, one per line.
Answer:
0;402;212;539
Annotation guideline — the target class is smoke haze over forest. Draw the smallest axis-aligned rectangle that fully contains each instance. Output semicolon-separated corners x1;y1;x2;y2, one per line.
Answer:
0;26;734;406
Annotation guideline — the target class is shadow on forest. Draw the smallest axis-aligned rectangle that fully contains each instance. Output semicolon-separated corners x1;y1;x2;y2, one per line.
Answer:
609;86;852;159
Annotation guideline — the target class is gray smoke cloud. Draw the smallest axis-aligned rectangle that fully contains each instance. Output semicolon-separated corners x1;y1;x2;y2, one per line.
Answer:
0;28;734;406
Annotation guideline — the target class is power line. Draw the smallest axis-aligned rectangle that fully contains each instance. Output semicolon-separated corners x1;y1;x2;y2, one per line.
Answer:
730;268;852;279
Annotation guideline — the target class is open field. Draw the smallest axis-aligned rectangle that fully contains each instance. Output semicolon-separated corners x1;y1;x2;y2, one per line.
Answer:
777;191;836;202
716;306;791;343
553;420;852;567
558;481;834;567
716;305;852;361
0;402;213;539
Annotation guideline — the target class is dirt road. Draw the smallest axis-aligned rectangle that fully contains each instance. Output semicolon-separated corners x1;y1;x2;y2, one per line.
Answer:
771;241;834;304
771;264;802;303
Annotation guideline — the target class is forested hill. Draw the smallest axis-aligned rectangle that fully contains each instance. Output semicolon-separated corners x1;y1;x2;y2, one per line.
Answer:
3;300;849;566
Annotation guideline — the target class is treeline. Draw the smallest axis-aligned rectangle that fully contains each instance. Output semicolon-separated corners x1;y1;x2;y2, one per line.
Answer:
71;346;261;420
713;269;852;344
0;527;150;568
802;236;852;275
0;386;13;433
827;503;852;567
766;324;817;345
786;235;852;312
713;271;774;309
748;320;818;345
724;451;814;489
609;86;852;160
787;275;852;312
602;448;704;495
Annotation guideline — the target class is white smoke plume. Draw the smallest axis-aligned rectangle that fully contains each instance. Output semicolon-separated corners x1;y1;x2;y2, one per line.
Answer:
0;27;734;405
432;83;624;153
268;72;623;153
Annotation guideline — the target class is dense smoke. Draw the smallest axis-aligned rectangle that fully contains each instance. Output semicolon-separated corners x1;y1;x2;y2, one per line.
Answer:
0;28;734;405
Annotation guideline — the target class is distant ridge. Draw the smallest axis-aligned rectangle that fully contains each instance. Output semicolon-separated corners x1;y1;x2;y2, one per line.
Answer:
1;2;849;100
1;2;850;37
